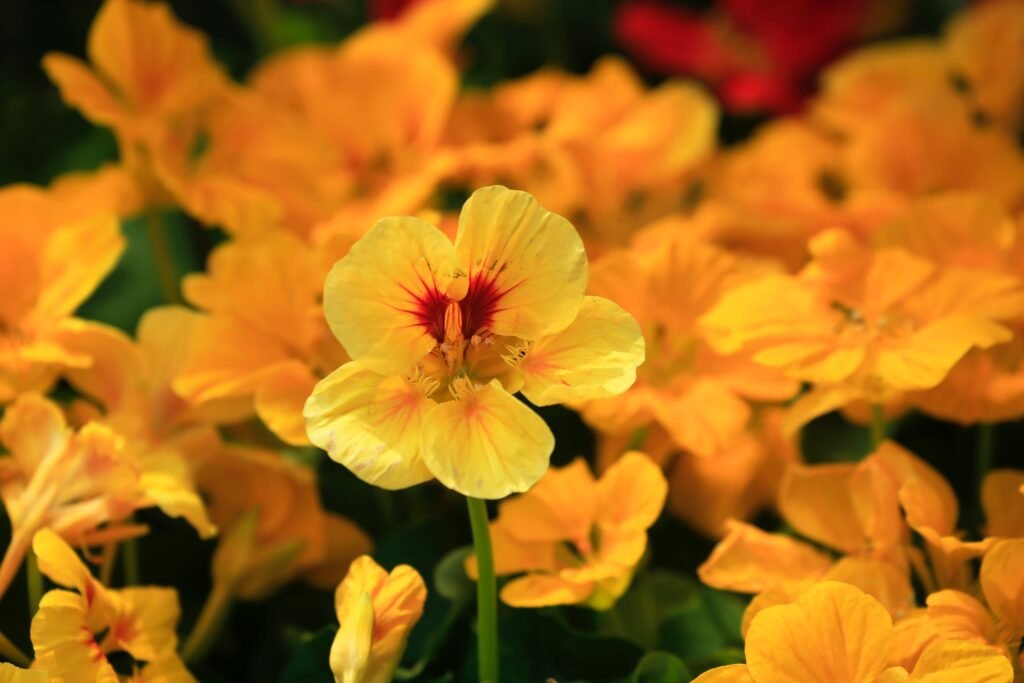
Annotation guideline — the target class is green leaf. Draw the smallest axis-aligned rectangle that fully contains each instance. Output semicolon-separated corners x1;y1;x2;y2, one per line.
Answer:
280;626;335;683
433;547;474;604
630;652;691;683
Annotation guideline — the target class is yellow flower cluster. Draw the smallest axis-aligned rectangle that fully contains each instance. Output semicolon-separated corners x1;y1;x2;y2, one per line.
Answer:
0;0;1023;680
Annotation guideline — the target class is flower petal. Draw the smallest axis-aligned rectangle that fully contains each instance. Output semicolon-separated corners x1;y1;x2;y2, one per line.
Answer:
305;363;435;490
518;296;644;406
324;216;462;375
420;380;553;499
500;573;594;608
908;639;1013;681
595;451;667;532
454;186;587;340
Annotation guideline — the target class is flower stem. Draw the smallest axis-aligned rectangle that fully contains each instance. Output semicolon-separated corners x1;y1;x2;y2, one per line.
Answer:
145;209;181;304
0;530;30;606
26;549;42;617
973;422;995;533
869;403;886;449
0;630;30;667
100;541;119;587
123;533;141;586
466;497;499;683
182;579;234;663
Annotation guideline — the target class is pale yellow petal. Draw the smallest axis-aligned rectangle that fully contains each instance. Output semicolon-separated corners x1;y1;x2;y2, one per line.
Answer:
594;451;667;533
304;363;435;490
979;539;1024;640
500;573;594;608
907;639;1013;682
420;380;553;499
454;186;586;340
518;296;644;406
323;216;461;376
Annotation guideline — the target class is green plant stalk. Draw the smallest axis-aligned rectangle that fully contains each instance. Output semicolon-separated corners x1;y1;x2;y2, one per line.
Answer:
26;550;43;618
466;497;499;683
182;579;235;663
123;531;141;586
145;209;181;304
0;630;30;667
870;403;886;449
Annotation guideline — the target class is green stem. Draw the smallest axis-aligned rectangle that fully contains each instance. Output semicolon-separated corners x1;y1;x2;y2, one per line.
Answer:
182;580;234;663
869;404;886;449
466;497;499;683
145;209;181;304
0;630;30;667
123;534;140;586
100;542;119;587
26;550;42;617
974;423;995;533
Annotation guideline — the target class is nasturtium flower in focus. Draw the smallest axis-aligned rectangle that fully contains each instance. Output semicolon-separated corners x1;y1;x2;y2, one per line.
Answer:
30;529;196;682
693;582;1013;683
330;556;426;683
304;186;644;499
468;452;666;609
0;664;46;682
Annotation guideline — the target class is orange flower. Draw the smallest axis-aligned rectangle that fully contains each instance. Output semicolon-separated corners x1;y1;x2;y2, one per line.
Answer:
469;452;666;609
0;186;123;402
701;228;1024;431
305;186;644;499
579;231;796;458
199;445;371;599
694;581;1013;682
174;232;345;445
446;57;718;252
983;470;1024;539
330;556;426;683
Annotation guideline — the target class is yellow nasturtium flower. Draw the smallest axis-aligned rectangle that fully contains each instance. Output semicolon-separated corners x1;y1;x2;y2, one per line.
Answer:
0;664;46;682
30;529;196;682
304;186;644;499
330;556;426;683
469;452;666;609
693;582;1013;683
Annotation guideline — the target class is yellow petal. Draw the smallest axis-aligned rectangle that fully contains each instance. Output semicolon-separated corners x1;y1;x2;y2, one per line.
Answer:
697;520;833;593
650;378;752;458
926;590;1002;647
420;380;553;499
0;393;68;474
982;470;1024;538
890;610;941;672
979;539;1024;640
454;186;587;340
500;573;594;608
518;296;644;406
139;470;217;539
692;664;756;683
746;581;893;683
116;587;182;662
0;663;48;683
255;362;318;447
30;591;118;683
304;362;435;490
299;514;374;591
56;320;144;411
32;529;94;597
331;590;374;683
825;557;915;617
323;216;462;376
908;640;1013;681
41;53;126;129
595;451;667;533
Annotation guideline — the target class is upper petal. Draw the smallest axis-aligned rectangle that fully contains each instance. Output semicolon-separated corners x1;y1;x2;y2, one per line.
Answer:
594;451;667;533
454;186;587;340
323;216;462;376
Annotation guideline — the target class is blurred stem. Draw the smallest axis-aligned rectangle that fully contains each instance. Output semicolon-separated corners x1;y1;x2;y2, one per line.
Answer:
974;423;995;533
0;529;30;606
145;209;181;304
376;489;397;530
123;532;141;586
869;404;886;449
466;497;499;683
229;0;280;55
182;580;234;663
628;427;648;451
100;541;119;587
26;550;42;617
0;631;30;667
